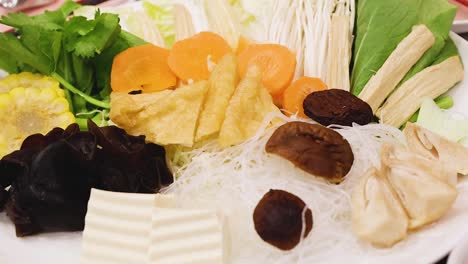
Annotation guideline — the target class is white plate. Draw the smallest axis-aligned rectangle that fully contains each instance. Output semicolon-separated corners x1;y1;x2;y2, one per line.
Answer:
448;234;468;264
1;34;468;264
453;20;468;34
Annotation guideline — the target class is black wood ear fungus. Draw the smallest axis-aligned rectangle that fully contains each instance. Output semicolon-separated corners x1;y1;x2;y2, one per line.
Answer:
253;189;313;250
0;120;173;237
266;121;354;183
303;89;373;126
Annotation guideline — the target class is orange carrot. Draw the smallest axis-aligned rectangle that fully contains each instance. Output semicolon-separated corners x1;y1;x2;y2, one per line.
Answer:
111;44;177;93
168;32;232;82
236;35;253;55
272;93;284;108
282;77;328;118
238;44;296;96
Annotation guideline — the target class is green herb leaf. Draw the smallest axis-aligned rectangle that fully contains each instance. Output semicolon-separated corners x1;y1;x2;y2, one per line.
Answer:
0;0;79;30
20;25;62;73
0;33;50;74
0;48;19;73
93;32;146;98
71;54;94;93
66;12;121;58
0;1;143;115
63;16;96;53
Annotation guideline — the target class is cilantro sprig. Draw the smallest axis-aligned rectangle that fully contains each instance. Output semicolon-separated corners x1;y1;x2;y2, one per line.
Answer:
0;1;145;118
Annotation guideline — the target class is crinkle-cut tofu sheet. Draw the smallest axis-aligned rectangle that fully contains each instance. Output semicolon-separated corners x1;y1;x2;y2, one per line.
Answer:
149;208;225;264
80;189;175;264
81;190;226;264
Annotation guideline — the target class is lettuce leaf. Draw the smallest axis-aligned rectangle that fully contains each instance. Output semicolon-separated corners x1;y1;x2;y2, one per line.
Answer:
433;37;460;65
402;0;458;82
229;0;269;42
351;0;457;95
143;0;175;47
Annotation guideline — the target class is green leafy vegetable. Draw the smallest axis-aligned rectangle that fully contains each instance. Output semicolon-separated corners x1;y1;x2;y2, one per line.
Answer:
75;4;166;47
403;36;461;125
0;48;18;73
0;0;79;30
143;0;176;47
433;37;460;65
0;1;146;128
351;0;457;95
397;34;460;127
402;0;457;82
64;12;121;58
416;97;468;143
407;95;453;123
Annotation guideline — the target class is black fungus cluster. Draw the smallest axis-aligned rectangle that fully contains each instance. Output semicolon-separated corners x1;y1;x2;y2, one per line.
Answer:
0;120;173;237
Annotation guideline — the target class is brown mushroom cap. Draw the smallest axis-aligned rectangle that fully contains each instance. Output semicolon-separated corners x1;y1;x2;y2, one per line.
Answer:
265;121;354;183
303;89;373;126
253;189;313;250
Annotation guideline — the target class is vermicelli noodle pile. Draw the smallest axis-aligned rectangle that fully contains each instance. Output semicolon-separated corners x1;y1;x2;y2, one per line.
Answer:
164;113;468;263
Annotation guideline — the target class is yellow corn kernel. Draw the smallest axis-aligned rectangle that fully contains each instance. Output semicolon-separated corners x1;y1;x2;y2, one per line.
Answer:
24;87;42;98
38;86;59;103
53;112;76;128
0;93;12;109
0;85;75;158
46;97;70;113
0;72;62;94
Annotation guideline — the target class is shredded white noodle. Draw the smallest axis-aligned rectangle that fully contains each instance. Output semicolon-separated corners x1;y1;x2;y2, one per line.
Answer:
163;113;422;263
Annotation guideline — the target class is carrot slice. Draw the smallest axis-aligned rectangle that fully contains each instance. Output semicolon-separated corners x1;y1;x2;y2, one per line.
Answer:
236;35;253;55
282;77;328;118
272;93;284;108
168;32;232;82
111;44;177;93
238;44;296;96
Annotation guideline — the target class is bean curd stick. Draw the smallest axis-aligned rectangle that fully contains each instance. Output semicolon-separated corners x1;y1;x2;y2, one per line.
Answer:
377;56;464;127
358;25;435;112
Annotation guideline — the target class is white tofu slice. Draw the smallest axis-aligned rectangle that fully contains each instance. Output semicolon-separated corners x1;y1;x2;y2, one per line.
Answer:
80;189;175;264
149;208;228;264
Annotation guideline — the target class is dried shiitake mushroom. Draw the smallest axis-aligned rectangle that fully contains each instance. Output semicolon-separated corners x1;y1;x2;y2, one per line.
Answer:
303;89;373;126
253;189;313;250
266;121;354;183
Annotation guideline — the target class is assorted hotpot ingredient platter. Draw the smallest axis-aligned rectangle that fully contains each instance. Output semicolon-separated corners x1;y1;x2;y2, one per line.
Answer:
1;0;468;263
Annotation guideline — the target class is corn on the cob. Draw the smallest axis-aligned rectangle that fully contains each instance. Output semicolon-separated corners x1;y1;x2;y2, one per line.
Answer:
0;72;63;95
0;84;75;157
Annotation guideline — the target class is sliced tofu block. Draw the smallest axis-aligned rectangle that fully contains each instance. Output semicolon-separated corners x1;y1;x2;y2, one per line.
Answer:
149;208;228;264
80;189;175;264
